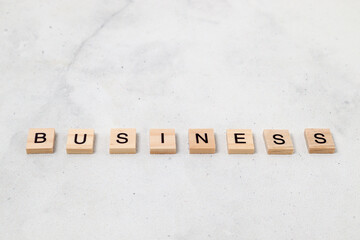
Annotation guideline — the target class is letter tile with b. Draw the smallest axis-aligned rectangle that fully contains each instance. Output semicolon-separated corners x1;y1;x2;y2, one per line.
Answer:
66;129;94;154
26;128;55;154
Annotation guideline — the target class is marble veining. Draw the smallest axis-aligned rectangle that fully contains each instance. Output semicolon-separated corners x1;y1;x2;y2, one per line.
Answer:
0;0;359;239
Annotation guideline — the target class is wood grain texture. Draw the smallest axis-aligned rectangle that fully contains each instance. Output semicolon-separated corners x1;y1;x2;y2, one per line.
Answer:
66;129;94;154
149;129;176;154
188;129;216;154
110;128;136;154
263;129;294;155
305;128;335;154
226;129;255;154
26;128;55;154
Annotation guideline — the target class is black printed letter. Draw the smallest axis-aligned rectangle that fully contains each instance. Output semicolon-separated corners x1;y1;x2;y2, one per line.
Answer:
314;133;326;144
116;133;128;144
34;133;46;143
273;134;285;145
74;134;87;144
196;133;208;144
161;133;165;143
234;133;246;144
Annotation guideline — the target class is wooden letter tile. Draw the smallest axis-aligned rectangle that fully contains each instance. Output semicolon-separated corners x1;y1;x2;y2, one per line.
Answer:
263;129;294;155
150;129;176;154
226;129;255;154
110;128;136;154
304;128;335;153
66;129;94;154
189;129;216;154
26;128;55;154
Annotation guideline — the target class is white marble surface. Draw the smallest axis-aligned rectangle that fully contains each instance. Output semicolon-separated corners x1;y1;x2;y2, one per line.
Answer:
1;0;360;239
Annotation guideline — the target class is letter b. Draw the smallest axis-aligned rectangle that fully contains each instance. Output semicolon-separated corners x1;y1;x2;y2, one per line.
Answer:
34;133;47;143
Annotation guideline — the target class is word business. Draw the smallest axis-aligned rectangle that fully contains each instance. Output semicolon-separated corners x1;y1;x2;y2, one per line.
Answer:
26;128;336;155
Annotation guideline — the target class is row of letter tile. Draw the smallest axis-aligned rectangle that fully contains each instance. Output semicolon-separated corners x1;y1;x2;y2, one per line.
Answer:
26;128;336;154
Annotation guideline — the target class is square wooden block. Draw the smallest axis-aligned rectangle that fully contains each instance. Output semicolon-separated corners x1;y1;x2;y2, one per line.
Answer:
226;129;255;154
66;129;94;154
263;129;294;155
110;128;136;154
149;129;176;154
304;128;335;154
26;128;55;154
189;129;216;154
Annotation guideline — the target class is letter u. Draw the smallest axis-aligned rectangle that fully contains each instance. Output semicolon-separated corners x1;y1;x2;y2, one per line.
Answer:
74;134;87;144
